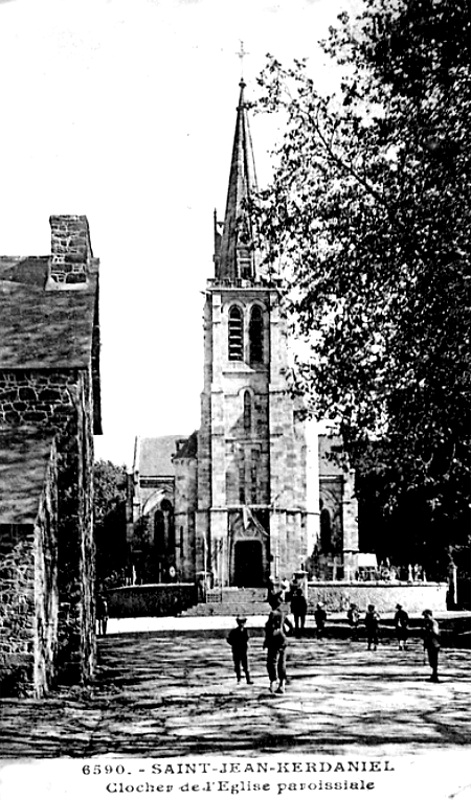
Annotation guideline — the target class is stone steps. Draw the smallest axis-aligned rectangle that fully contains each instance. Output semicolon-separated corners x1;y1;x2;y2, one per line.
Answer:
182;587;270;617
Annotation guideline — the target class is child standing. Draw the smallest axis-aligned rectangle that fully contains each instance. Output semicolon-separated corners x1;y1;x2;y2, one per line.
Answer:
422;609;440;682
227;616;253;685
364;604;380;650
314;602;327;639
394;603;409;650
290;588;308;636
347;603;360;641
263;597;294;694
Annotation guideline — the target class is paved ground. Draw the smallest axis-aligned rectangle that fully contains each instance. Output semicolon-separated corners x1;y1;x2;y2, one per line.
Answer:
0;619;470;759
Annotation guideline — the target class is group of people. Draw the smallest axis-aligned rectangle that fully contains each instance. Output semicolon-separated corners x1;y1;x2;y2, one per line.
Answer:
347;602;406;651
347;602;440;679
267;576;329;639
227;594;442;691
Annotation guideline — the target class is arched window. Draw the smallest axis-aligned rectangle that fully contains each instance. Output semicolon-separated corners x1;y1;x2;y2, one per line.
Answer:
228;305;243;361
243;391;252;431
249;306;264;364
155;499;174;553
320;504;332;553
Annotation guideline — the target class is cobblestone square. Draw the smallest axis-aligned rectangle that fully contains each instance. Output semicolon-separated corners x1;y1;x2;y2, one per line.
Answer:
0;622;470;759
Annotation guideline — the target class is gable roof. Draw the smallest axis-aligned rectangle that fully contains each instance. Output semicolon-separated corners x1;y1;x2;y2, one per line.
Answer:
0;430;55;525
137;436;189;477
0;256;98;369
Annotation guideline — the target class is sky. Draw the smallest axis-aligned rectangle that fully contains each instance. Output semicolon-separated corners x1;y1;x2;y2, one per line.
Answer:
0;0;359;469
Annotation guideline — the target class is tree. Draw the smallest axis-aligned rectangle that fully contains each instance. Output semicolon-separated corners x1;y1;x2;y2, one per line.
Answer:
255;0;471;569
93;459;128;586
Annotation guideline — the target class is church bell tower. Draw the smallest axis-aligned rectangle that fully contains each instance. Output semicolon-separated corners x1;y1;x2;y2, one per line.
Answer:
196;81;318;587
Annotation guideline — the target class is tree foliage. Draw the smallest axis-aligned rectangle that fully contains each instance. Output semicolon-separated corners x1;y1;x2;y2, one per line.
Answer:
94;459;128;584
255;0;471;559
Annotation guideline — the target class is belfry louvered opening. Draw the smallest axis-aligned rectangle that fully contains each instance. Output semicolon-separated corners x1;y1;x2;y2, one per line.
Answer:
228;305;244;361
249;305;264;364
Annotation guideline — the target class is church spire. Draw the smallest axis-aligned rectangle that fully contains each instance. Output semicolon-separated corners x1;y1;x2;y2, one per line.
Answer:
215;80;259;282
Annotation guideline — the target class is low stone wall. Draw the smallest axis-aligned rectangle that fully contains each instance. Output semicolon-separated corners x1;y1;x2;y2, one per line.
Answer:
307;581;448;614
106;583;198;619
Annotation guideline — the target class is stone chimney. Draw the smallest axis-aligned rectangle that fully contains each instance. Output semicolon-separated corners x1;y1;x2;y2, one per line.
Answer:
46;215;93;289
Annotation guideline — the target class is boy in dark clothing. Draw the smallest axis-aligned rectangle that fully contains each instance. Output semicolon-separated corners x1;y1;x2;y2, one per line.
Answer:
347;603;360;641
290;588;308;636
268;588;283;610
422;609;440;682
364;604;380;650
227;616;253;684
314;602;327;638
96;595;109;636
394;603;409;650
263;600;294;693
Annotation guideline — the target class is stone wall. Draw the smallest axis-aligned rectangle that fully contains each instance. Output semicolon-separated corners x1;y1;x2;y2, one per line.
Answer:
307;581;448;614
0;367;96;686
106;583;197;618
0;529;35;695
33;442;59;694
174;457;197;582
0;370;79;430
0;443;59;697
54;368;96;684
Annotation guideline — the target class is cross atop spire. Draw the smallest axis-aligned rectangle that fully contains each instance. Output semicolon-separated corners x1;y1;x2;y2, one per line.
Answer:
236;40;249;80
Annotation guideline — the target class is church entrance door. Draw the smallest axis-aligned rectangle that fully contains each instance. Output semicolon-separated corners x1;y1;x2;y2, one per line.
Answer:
234;540;264;587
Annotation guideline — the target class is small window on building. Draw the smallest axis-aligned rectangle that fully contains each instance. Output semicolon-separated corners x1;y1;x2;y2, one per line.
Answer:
243;391;252;431
228;305;244;361
249;306;264;364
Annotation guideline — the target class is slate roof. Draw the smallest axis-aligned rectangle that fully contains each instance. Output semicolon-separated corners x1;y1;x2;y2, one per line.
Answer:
137;436;189;477
0;256;98;369
0;430;55;525
174;430;198;460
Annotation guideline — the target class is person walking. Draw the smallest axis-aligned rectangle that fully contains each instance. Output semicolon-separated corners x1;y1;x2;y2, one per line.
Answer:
263;597;293;694
314;602;327;639
290;587;308;636
394;603;410;650
422;609;440;682
364;604;380;650
227;616;254;685
347;603;361;641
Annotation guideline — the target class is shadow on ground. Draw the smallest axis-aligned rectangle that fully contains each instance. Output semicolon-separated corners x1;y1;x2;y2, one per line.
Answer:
0;632;470;758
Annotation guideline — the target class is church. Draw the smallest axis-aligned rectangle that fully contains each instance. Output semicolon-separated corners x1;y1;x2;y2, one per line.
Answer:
127;81;359;589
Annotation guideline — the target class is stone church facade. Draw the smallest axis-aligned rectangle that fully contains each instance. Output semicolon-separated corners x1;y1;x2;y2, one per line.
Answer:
128;82;358;588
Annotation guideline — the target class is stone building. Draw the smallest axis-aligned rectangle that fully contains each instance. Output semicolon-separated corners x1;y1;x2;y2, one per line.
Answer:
0;215;101;696
128;82;358;589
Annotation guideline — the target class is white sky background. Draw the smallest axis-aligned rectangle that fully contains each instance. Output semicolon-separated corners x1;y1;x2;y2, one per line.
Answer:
0;0;359;469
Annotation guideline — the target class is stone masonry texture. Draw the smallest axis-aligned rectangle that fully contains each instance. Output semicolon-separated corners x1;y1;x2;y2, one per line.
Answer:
0;215;101;697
